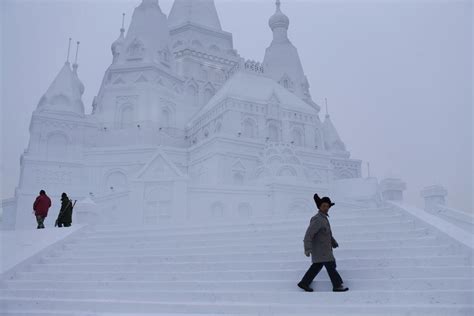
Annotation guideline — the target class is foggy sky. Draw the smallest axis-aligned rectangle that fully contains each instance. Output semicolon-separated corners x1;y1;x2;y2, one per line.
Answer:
1;0;472;213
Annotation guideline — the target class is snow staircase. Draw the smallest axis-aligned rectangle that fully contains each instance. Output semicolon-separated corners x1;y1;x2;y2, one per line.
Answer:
1;204;473;315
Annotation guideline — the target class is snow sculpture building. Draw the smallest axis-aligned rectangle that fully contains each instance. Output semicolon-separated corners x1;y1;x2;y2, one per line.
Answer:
8;0;362;228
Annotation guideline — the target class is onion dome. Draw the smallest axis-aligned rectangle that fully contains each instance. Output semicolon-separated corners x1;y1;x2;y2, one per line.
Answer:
269;0;289;31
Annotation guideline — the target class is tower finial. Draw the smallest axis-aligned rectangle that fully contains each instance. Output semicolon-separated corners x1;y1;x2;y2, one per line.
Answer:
121;13;126;33
325;98;329;117
74;41;80;64
269;0;289;31
73;41;80;72
111;13;126;63
66;37;72;64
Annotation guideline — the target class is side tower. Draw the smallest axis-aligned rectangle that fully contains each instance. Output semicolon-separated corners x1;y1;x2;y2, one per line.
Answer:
92;0;187;148
168;0;241;109
12;41;95;228
263;0;319;111
262;0;359;179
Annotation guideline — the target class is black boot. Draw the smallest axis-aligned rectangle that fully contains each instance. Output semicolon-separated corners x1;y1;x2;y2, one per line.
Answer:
297;282;314;292
333;284;349;292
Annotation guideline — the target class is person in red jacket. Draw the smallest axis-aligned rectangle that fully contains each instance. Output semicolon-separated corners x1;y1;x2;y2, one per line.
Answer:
33;190;51;229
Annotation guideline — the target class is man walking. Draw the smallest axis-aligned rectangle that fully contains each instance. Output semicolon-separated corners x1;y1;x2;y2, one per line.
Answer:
297;193;349;292
33;190;51;229
55;192;74;227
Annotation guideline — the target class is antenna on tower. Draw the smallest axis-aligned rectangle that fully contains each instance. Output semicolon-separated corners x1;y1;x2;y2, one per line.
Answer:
367;162;371;178
276;0;281;10
121;13;126;31
325;97;329;117
74;41;80;64
73;41;80;72
66;37;72;64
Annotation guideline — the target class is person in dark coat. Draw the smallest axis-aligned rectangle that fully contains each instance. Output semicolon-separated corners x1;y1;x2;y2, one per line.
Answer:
56;193;73;227
33;190;51;229
297;193;349;292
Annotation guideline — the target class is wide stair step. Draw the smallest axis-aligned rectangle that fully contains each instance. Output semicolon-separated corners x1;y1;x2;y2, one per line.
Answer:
1;297;472;315
24;255;473;273
1;204;472;315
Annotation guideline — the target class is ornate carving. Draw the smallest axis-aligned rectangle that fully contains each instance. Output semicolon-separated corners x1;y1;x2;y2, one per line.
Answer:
34;169;72;185
116;95;139;104
127;38;145;60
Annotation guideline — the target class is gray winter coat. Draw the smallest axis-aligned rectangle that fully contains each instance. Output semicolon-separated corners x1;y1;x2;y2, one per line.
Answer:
303;211;338;263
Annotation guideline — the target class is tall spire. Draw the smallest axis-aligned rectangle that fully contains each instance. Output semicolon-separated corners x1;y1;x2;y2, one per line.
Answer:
72;41;80;72
325;97;329;117
269;0;289;35
168;0;222;31
121;12;125;31
66;37;72;64
36;37;85;114
72;41;85;96
37;55;85;115
322;101;346;153
111;13;126;63
117;0;171;65
263;1;313;105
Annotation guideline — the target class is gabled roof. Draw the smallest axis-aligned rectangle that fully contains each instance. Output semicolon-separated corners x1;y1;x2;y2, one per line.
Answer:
134;147;186;181
322;114;346;152
168;0;222;31
37;62;84;115
187;70;316;127
117;0;171;64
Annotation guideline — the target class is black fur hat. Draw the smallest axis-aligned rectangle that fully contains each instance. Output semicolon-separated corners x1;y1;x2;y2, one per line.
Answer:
313;193;335;208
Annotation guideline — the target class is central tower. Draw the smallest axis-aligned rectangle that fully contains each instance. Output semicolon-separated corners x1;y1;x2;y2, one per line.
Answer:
168;0;241;108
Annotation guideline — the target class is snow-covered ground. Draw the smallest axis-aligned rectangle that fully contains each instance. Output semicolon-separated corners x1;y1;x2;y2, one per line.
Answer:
0;203;472;315
0;225;83;274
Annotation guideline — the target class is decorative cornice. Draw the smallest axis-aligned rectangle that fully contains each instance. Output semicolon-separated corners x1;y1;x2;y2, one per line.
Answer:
170;22;233;40
174;48;239;66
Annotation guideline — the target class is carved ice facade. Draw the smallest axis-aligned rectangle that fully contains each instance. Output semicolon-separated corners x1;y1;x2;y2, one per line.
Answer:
6;0;362;228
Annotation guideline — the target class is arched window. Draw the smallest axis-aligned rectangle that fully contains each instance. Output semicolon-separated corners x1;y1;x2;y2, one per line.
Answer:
292;129;303;146
237;203;252;218
187;84;197;96
233;172;244;185
209;45;220;52
51;95;70;108
127;38;144;58
172;41;183;49
160;108;171;128
203;88;214;105
200;69;208;81
192;40;203;48
279;75;293;91
120;106;134;128
242;119;256;138
278;166;297;177
187;84;198;107
211;202;224;217
268;124;279;142
105;171;128;191
314;130;322;149
46;132;68;160
144;186;172;224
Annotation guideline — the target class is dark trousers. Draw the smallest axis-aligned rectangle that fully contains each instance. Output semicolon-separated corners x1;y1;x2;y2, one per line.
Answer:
35;215;45;229
300;260;343;288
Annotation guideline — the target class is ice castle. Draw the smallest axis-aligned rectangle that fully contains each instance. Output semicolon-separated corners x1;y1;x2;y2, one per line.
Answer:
5;0;364;228
1;1;472;315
